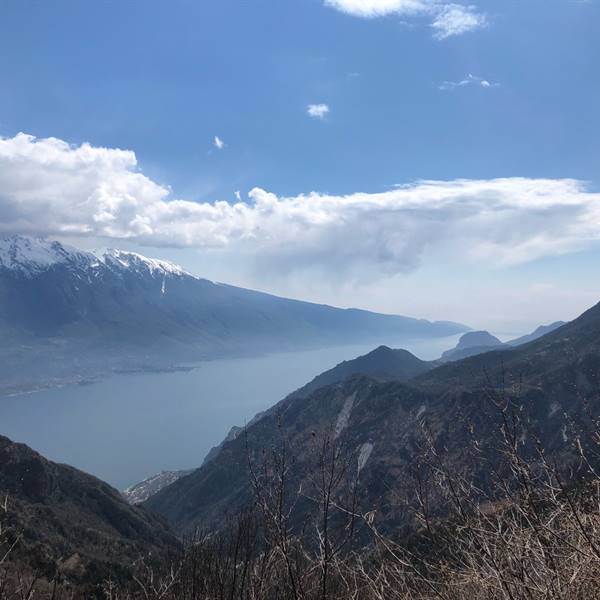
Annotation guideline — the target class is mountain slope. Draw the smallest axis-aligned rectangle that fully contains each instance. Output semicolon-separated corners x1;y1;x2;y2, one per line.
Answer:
0;435;178;583
128;345;434;498
0;234;467;395
146;301;600;535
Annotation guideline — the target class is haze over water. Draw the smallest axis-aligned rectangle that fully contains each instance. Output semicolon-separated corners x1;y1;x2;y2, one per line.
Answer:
0;337;461;489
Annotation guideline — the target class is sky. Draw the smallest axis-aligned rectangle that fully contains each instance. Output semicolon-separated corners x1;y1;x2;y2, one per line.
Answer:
0;0;599;333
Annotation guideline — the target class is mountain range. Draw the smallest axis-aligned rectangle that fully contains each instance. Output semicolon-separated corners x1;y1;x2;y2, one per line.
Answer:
144;310;592;535
0;234;467;395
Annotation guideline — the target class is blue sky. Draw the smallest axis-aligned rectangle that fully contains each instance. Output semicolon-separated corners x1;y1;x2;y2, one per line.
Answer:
0;0;599;332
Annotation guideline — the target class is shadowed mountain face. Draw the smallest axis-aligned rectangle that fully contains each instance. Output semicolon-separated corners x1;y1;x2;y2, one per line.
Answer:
0;235;467;395
146;302;600;535
0;435;178;583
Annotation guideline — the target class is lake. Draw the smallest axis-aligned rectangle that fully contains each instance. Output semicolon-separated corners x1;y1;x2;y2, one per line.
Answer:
0;336;460;490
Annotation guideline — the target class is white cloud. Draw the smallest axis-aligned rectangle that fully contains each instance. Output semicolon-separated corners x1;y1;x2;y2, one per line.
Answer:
307;104;330;119
324;0;486;39
2;133;600;283
439;73;498;91
324;0;428;17
235;190;242;201
214;136;225;150
431;4;487;39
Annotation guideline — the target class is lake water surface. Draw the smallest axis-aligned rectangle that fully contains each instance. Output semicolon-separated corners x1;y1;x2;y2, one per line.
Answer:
0;336;460;490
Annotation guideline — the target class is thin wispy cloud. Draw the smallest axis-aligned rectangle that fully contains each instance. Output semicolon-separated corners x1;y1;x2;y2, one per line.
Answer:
324;0;487;39
307;104;330;119
213;136;225;150
2;133;600;284
431;4;487;39
439;73;498;91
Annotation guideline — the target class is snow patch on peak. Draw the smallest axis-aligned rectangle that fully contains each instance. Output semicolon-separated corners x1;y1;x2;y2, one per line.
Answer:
0;233;196;281
101;249;192;278
0;234;94;275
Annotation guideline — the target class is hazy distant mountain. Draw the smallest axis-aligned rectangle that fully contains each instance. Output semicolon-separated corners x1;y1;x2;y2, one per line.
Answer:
455;331;503;349
440;322;567;362
146;301;598;535
0;234;467;395
0;435;178;583
441;330;503;361
507;321;566;346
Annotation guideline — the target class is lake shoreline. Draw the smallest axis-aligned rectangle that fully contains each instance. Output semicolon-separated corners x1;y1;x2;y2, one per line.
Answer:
0;334;465;399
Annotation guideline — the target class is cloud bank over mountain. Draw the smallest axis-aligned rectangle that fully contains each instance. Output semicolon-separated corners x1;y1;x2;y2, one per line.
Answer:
1;132;599;282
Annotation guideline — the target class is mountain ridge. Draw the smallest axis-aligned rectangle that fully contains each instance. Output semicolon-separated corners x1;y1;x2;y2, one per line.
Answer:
0;234;468;395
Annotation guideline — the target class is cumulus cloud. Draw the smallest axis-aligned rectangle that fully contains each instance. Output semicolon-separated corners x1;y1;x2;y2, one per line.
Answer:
307;104;330;119
324;0;486;38
2;133;600;282
439;73;498;91
213;136;225;150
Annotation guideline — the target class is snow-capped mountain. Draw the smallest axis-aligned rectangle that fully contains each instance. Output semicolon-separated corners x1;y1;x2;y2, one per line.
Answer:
100;248;190;278
0;234;190;279
0;234;468;395
0;235;95;275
